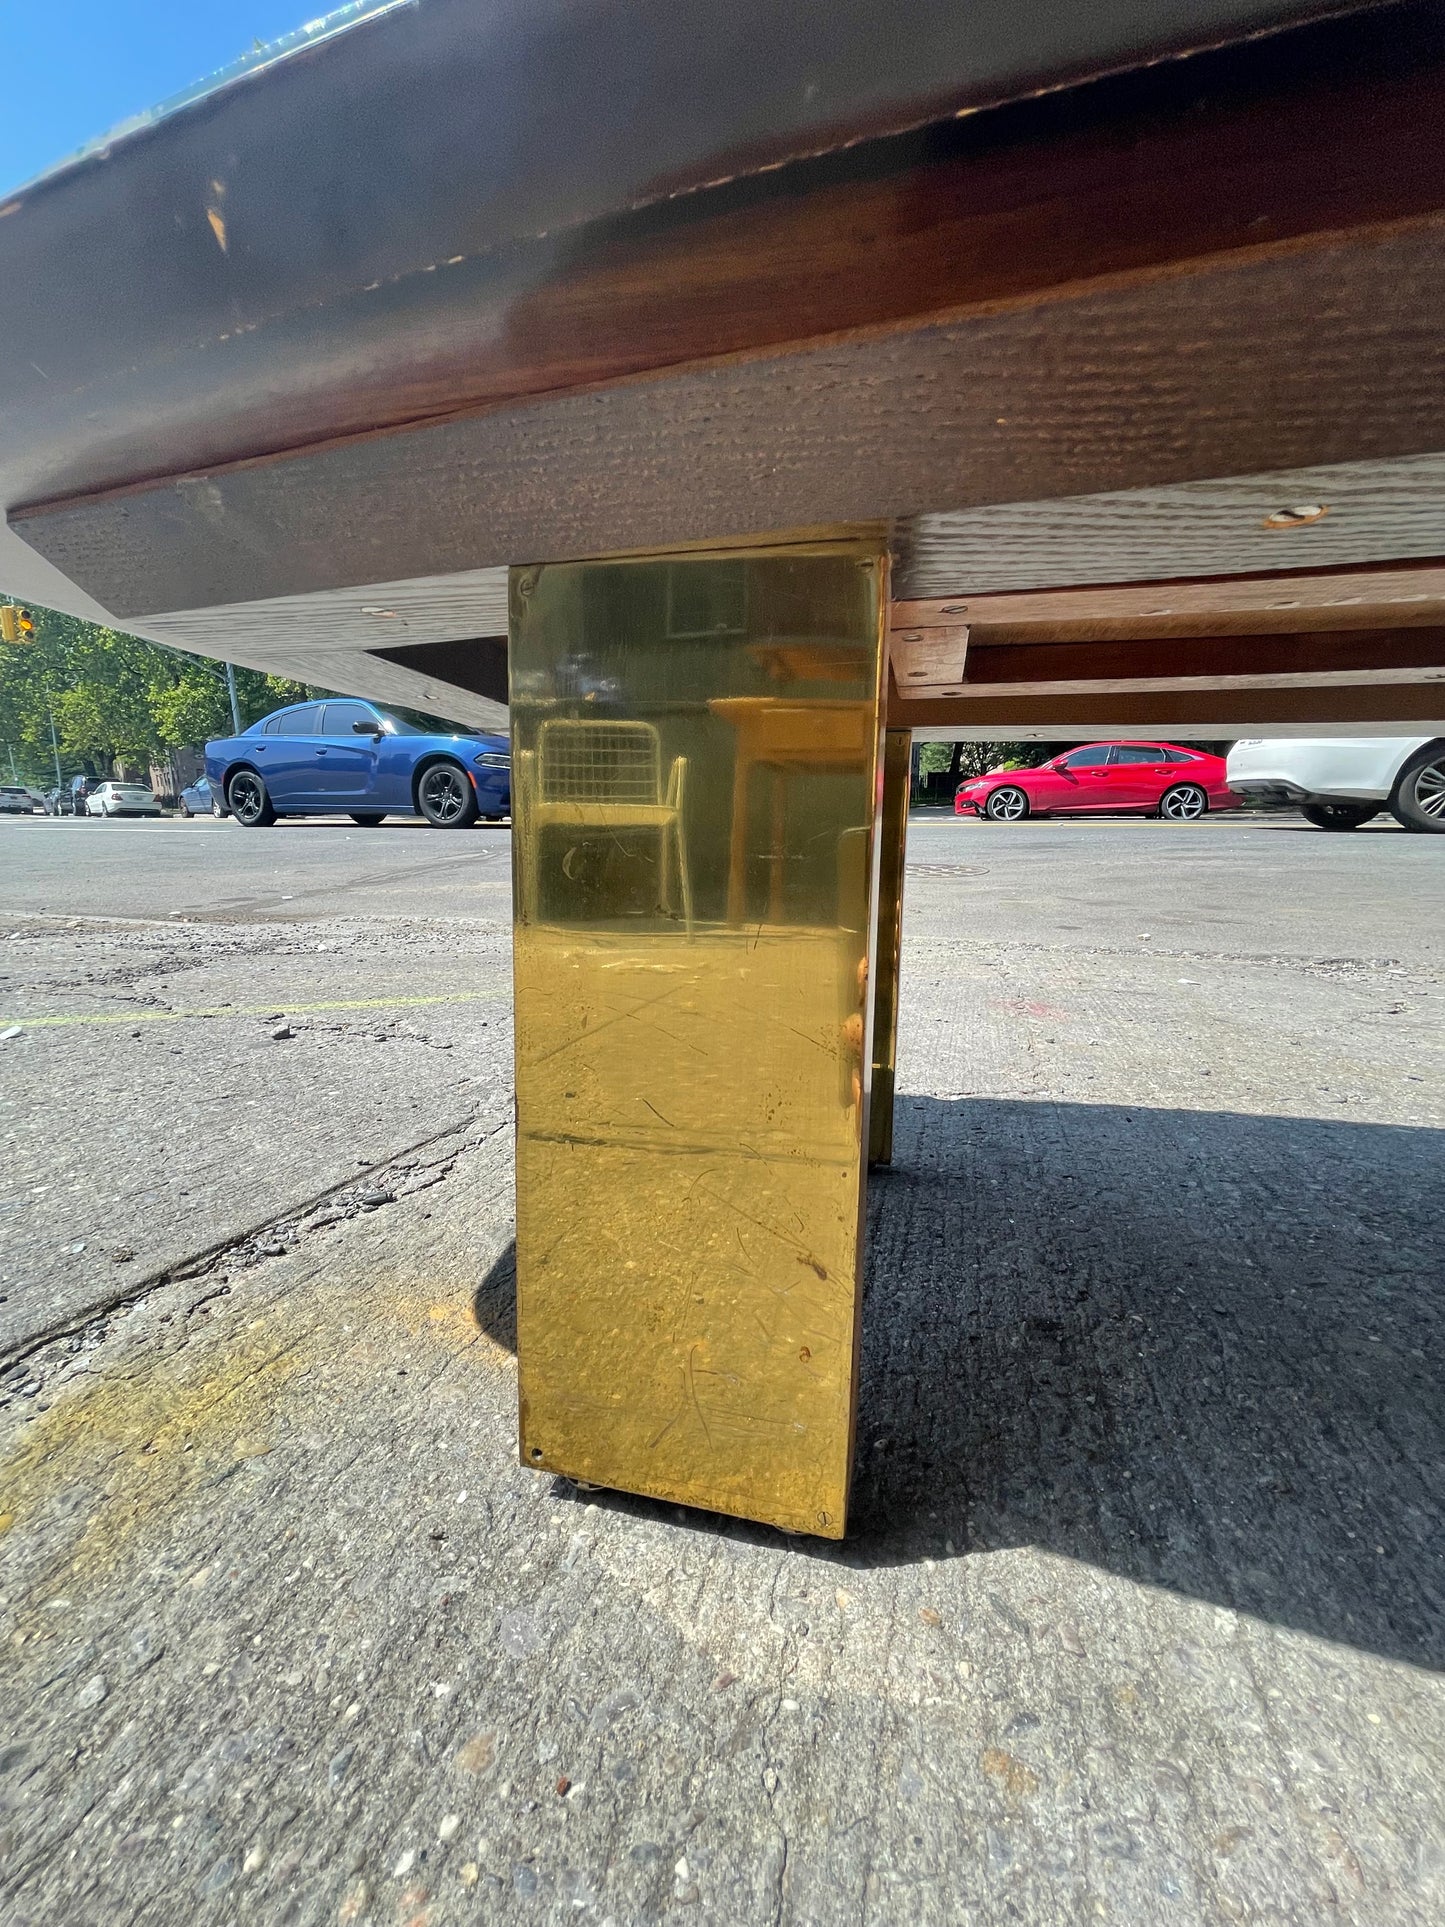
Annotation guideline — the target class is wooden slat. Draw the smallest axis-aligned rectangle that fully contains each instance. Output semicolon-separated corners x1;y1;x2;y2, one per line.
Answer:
888;681;1445;731
890;624;1445;697
19;214;1445;620
893;455;1445;597
893;563;1445;643
8;9;1445;527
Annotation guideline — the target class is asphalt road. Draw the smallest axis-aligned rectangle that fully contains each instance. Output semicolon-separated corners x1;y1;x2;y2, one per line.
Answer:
1;808;1442;1925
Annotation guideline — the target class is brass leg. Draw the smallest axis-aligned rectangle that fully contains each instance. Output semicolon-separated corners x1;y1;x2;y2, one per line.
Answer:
509;542;887;1538
868;728;911;1167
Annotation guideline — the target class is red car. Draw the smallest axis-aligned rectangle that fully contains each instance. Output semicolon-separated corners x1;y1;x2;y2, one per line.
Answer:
954;742;1236;822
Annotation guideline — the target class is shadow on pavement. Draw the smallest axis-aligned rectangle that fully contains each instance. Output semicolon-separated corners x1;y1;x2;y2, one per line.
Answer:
472;1096;1443;1670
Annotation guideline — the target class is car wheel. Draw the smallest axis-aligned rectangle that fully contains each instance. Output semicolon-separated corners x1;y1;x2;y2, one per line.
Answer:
210;800;224;818
179;800;193;818
349;812;386;826
1301;802;1379;831
416;761;477;829
983;786;1029;822
1389;742;1445;833
1159;783;1208;821
227;769;277;827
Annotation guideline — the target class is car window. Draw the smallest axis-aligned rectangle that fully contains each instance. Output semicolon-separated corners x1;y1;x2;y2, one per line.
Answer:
268;706;322;736
321;700;380;734
1113;745;1162;764
1162;747;1195;763
1060;746;1111;769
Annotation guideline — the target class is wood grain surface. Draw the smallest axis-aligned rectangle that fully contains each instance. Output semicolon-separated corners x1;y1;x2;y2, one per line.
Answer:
7;9;1443;519
19;215;1445;620
893;453;1445;598
892;562;1445;643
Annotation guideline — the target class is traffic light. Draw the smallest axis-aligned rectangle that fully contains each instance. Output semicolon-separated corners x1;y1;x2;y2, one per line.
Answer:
0;605;36;643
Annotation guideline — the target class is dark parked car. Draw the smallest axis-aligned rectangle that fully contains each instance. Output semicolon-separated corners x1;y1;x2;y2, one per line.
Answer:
204;699;510;828
178;774;221;817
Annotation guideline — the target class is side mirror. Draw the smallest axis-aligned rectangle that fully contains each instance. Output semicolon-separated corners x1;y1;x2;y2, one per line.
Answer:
352;719;384;737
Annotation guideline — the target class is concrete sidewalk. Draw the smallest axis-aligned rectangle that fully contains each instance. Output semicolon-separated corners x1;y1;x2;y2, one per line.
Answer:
1;819;1442;1924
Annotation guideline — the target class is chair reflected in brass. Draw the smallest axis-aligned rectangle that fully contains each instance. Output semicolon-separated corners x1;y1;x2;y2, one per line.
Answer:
517;718;694;934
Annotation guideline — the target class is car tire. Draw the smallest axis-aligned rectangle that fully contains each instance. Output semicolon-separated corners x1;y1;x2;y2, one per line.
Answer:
1388;741;1445;833
227;768;277;827
416;761;477;829
179;801;193;818
210;800;224;819
1159;783;1208;821
349;812;386;826
1301;802;1379;831
983;786;1029;823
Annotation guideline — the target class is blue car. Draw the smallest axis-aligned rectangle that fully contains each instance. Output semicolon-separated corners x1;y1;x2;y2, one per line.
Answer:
204;699;511;829
178;774;220;817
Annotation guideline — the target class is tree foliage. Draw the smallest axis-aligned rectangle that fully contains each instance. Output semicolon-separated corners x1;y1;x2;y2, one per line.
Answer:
918;740;1066;776
0;600;314;784
917;739;1071;791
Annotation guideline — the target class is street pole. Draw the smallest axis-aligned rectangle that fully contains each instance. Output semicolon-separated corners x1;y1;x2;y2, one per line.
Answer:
225;661;242;734
47;702;62;789
6;743;17;782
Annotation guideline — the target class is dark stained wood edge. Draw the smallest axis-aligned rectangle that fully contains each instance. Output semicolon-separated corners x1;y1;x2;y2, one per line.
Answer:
14;215;1445;620
917;627;1445;690
889;682;1445;730
6;7;1444;517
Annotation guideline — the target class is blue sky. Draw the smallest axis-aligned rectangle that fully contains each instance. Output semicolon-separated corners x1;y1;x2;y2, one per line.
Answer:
1;1;321;193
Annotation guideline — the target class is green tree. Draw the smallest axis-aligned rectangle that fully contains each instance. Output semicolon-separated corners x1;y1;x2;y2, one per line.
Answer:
916;739;1071;799
0;598;317;782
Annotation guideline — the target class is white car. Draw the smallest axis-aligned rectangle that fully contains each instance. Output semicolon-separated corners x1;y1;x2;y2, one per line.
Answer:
84;781;163;819
1226;737;1445;833
0;784;41;814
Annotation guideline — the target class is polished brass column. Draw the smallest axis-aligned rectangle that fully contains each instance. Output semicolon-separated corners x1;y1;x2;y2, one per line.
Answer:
868;728;911;1167
508;541;887;1537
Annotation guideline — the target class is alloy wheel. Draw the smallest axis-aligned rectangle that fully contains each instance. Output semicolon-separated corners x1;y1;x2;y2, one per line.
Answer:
1160;785;1207;821
420;764;468;824
1415;756;1445;820
229;773;266;825
985;787;1027;822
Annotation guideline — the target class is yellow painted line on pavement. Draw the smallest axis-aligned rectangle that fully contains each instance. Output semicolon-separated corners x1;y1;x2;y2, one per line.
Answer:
2;991;507;1031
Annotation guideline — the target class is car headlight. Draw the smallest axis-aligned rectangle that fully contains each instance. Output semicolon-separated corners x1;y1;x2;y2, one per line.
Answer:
474;751;511;768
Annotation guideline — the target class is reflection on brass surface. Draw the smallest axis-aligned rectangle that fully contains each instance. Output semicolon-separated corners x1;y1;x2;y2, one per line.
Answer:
509;543;887;1537
869;729;911;1168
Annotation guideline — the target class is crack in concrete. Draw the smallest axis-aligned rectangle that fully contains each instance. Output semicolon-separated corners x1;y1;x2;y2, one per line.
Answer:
0;1112;507;1374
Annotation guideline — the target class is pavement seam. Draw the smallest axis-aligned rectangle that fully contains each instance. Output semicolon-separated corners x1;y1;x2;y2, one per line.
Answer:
0;1111;508;1373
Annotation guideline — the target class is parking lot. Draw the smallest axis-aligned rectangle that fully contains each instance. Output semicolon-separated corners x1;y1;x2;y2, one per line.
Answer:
2;808;1442;1925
